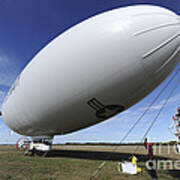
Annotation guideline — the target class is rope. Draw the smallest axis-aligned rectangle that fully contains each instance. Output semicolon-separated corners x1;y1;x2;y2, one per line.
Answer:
119;69;180;143
133;73;180;154
88;69;180;180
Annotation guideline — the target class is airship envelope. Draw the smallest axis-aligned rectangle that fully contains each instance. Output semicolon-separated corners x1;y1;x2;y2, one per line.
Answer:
2;5;180;136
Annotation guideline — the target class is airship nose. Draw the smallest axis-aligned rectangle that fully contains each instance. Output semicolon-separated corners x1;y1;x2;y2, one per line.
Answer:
133;11;180;84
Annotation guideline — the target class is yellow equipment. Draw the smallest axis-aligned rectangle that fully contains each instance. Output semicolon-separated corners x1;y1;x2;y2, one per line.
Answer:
117;156;142;174
131;156;142;173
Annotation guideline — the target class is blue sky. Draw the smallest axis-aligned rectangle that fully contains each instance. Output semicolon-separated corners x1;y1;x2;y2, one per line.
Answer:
0;0;180;144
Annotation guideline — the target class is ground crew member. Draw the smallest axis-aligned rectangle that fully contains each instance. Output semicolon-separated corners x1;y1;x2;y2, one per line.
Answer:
144;138;158;180
144;138;153;159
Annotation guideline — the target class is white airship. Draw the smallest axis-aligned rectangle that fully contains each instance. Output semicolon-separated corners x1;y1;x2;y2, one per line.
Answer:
1;5;180;153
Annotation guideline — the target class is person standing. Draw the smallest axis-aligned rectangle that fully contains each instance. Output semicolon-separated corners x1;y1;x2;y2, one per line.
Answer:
144;138;158;180
144;138;153;159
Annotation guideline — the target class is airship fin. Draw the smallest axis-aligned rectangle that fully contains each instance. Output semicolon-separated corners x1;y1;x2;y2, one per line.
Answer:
0;111;1;116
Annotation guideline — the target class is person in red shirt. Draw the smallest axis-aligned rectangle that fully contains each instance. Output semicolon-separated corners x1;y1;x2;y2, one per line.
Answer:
144;138;158;179
144;138;153;159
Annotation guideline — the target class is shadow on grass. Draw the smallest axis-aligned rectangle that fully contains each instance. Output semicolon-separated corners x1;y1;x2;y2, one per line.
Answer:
47;149;180;179
47;149;170;162
167;170;180;179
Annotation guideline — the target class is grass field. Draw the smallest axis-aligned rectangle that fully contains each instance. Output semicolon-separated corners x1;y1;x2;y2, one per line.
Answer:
1;145;180;180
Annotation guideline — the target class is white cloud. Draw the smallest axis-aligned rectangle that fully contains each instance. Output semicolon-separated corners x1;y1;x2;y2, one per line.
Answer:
138;91;180;113
0;52;20;107
0;53;19;86
168;93;180;104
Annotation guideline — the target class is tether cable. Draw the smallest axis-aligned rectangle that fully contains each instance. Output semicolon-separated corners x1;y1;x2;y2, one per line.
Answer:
133;73;180;154
89;69;180;180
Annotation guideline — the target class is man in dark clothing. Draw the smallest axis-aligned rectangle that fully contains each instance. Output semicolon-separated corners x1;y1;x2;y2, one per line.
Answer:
144;138;158;180
144;138;153;159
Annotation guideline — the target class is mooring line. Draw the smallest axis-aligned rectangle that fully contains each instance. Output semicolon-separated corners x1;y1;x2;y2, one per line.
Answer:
133;73;180;154
88;69;180;180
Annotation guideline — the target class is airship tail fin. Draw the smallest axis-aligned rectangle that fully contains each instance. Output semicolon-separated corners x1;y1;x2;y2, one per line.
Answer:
0;111;1;116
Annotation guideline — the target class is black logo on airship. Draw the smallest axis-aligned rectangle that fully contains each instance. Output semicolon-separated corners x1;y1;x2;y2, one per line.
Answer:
87;98;125;119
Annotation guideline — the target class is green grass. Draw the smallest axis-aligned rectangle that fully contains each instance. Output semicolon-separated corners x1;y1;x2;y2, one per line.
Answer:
0;145;179;180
